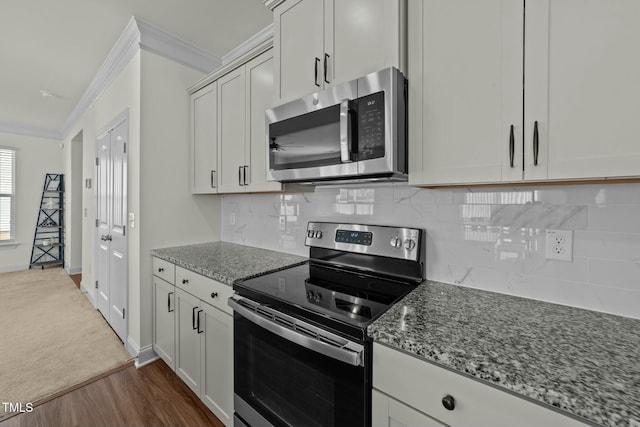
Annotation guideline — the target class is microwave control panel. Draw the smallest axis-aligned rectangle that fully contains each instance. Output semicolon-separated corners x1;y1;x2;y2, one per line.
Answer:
357;91;385;160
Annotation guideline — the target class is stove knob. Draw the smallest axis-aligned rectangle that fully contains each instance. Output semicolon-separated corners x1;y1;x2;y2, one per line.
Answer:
390;236;401;248
315;230;323;239
404;239;416;251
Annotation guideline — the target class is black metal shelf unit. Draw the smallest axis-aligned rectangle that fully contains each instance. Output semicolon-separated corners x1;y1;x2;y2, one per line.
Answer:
29;174;65;269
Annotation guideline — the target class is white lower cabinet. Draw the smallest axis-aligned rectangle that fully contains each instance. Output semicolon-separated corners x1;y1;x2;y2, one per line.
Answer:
175;288;203;394
152;257;233;427
373;389;446;427
152;276;176;370
373;343;587;427
200;302;233;423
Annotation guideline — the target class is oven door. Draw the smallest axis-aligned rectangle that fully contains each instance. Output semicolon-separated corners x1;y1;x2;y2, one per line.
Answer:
229;296;369;427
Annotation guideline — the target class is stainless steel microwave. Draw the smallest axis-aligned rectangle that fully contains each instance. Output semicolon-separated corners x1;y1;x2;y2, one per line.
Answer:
266;67;407;184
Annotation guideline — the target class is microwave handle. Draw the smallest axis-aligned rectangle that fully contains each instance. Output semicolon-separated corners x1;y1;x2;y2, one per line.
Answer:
340;99;353;163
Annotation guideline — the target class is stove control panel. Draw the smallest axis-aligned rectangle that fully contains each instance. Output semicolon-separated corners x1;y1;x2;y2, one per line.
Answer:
305;222;423;262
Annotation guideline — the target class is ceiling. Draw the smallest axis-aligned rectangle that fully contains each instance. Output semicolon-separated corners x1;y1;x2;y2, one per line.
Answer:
0;0;272;139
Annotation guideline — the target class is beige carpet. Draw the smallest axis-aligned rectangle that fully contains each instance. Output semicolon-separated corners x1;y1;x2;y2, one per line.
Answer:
0;267;132;418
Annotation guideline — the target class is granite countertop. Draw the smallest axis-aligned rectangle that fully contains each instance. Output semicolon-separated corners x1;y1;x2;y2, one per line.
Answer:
150;241;307;286
368;281;640;427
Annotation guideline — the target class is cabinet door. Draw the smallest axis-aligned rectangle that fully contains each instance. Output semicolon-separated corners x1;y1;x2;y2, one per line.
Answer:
217;68;247;193
331;0;406;86
175;288;202;395
200;303;234;427
153;277;176;370
372;390;448;427
408;0;523;186
274;0;324;103
245;51;282;193
191;83;219;194
525;0;640;181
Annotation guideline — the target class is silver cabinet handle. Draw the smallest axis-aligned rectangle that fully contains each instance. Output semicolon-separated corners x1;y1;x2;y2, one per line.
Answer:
167;292;174;313
228;296;364;366
509;125;515;168
243;166;249;186
210;170;217;188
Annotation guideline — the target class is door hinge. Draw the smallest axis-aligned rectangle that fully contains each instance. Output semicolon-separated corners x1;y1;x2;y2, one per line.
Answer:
95;157;99;166
95;280;98;289
123;142;127;153
122;308;126;319
95;219;98;227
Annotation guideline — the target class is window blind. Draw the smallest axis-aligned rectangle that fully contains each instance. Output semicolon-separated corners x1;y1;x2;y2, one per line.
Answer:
0;147;16;242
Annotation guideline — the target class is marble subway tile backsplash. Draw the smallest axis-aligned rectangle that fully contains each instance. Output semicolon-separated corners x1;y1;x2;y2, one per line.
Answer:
221;183;640;320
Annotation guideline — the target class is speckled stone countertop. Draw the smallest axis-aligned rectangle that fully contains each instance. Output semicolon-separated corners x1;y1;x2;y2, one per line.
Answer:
368;281;640;427
150;242;307;286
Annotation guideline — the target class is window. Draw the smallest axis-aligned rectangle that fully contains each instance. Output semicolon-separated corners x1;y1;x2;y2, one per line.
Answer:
0;147;16;243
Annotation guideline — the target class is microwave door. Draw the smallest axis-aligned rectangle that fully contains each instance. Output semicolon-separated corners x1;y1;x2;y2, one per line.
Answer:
268;104;358;181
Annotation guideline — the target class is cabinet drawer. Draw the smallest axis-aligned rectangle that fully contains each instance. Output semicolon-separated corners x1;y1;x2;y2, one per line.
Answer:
373;343;587;427
176;266;233;315
152;257;175;284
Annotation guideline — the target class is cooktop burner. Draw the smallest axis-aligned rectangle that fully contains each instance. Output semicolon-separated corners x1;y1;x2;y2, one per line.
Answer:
236;263;416;328
233;222;425;340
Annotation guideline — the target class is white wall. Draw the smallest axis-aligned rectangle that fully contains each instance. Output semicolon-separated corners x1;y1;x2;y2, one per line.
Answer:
222;182;640;320
0;133;63;272
63;51;141;314
62;131;83;274
138;50;221;350
62;48;221;357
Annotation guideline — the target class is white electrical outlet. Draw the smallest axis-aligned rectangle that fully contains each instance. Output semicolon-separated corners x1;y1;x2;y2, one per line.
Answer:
545;229;573;261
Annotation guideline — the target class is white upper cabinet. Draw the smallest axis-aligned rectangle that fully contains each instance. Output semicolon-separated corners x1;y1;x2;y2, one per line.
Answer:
410;0;640;186
274;0;325;102
245;52;282;192
191;83;218;193
408;0;523;186
273;0;406;105
525;0;640;181
189;46;282;194
217;67;247;194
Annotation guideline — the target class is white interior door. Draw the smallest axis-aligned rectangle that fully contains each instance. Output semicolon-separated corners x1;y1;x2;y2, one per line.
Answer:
95;133;110;319
94;115;128;343
108;120;128;342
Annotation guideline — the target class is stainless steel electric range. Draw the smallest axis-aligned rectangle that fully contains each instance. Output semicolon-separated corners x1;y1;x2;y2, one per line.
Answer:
229;222;425;427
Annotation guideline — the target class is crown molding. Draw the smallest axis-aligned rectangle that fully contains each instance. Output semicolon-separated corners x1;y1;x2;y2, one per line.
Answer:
222;24;273;65
135;17;221;74
59;17;221;140
263;0;286;11
0;122;62;140
59;17;141;140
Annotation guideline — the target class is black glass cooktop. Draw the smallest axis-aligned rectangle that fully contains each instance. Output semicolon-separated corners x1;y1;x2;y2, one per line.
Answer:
234;262;418;339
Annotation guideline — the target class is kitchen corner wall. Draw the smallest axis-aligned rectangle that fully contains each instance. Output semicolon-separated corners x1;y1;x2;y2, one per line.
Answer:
222;183;640;320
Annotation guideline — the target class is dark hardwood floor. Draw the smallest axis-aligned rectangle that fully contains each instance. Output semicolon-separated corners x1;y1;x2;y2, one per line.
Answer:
0;360;224;427
69;273;82;289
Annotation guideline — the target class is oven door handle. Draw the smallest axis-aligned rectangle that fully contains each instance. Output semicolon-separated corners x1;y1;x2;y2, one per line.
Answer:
229;296;365;367
339;99;353;163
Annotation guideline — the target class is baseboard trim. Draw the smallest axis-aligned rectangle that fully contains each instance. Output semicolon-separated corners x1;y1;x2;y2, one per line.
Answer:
65;265;82;275
136;349;160;368
80;282;97;307
126;336;158;368
0;265;28;273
